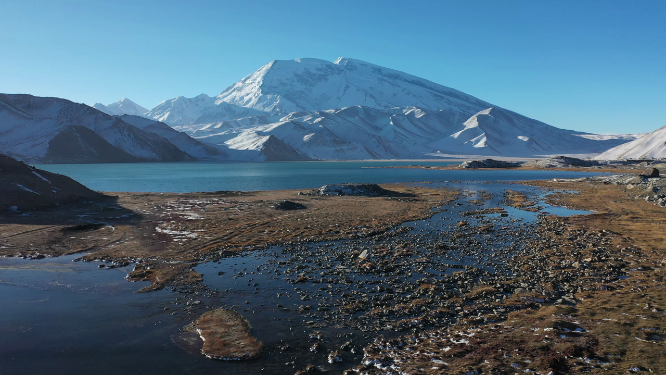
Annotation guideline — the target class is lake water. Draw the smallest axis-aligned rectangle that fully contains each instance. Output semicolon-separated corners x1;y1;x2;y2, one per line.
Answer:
34;161;604;192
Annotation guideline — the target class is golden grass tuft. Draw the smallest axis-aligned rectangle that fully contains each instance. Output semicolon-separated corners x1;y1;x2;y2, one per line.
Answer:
195;308;263;361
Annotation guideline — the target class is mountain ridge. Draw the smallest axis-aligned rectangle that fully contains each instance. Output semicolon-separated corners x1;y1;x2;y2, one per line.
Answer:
0;94;218;163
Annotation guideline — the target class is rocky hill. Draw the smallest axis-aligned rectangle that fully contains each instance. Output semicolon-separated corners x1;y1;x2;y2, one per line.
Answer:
0;154;104;211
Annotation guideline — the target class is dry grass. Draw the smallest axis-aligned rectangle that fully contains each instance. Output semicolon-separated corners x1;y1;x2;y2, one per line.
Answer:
504;189;540;211
194;308;263;360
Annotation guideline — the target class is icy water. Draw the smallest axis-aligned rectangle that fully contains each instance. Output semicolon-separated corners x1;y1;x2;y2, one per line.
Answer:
34;160;604;192
1;166;600;374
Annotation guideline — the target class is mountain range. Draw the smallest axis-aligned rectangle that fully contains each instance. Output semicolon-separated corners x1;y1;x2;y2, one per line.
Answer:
2;57;649;163
0;94;219;163
143;57;637;159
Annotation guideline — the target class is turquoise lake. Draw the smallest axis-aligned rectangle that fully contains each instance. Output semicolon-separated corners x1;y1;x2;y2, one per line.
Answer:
34;161;604;193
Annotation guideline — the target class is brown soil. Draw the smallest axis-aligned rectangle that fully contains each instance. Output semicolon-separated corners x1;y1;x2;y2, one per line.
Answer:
192;308;263;360
0;184;455;292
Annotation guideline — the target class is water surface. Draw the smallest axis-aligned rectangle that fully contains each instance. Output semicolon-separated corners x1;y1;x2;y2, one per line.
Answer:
34;161;603;192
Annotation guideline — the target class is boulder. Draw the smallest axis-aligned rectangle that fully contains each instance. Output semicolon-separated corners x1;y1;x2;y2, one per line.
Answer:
640;168;659;178
272;200;306;210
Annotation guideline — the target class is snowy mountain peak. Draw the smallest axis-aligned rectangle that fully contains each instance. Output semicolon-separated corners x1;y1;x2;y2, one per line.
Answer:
92;98;148;117
214;57;490;115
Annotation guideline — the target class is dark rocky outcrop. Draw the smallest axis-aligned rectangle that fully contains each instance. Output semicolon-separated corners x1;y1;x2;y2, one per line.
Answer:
524;156;600;168
640;168;659;178
459;159;522;169
317;183;390;196
0;154;103;212
272;200;306;210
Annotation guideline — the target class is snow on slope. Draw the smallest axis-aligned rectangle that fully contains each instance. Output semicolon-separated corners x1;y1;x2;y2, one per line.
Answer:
92;98;149;116
595;125;666;160
0;94;195;163
119;115;227;160
183;105;634;159
214;57;491;114
145;94;267;127
148;57;637;159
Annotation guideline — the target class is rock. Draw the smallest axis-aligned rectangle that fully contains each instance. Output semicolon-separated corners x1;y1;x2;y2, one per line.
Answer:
193;308;263;360
524;156;599;169
640;168;659;178
272;200;306;210
459;159;522;169
328;350;343;363
317;183;389;196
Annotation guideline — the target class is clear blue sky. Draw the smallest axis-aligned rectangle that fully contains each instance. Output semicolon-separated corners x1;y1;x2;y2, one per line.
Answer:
1;0;664;134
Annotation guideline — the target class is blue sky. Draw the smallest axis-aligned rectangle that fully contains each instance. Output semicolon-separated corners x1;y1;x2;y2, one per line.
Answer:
1;0;664;134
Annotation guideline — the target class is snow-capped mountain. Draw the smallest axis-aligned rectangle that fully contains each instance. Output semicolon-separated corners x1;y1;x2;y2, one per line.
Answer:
215;57;491;114
149;57;637;159
179;105;635;160
0;94;217;163
145;94;267;127
92;98;148;117
595;125;666;160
